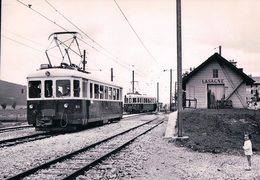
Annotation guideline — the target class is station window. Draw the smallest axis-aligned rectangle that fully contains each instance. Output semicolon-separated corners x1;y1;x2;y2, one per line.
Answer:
100;85;104;99
213;69;218;78
73;80;80;97
94;84;99;99
56;80;70;97
82;80;88;98
28;80;41;98
44;80;53;98
90;83;93;98
105;86;108;99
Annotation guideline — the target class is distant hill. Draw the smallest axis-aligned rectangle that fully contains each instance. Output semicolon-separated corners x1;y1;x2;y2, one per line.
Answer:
0;80;27;107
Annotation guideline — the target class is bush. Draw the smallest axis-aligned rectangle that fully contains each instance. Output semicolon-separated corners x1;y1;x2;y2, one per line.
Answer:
1;103;7;110
12;101;17;109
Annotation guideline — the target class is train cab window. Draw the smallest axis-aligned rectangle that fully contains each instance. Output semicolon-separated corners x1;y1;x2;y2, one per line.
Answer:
90;83;93;98
29;81;41;98
100;85;104;99
105;86;108;99
56;80;71;97
44;80;53;98
83;80;88;98
94;84;99;99
108;87;112;100
73;80;80;97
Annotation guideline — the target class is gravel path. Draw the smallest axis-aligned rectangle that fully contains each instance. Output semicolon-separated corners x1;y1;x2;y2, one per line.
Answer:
2;114;260;179
81;117;260;180
0;115;156;179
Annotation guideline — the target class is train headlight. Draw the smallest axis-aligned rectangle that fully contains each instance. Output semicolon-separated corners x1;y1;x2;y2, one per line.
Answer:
29;104;34;109
64;103;69;108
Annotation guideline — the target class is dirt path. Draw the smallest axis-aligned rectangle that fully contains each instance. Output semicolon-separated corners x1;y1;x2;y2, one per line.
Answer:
137;122;260;180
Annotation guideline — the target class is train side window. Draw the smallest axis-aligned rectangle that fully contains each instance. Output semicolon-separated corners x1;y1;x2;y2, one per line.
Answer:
108;87;112;100
44;80;53;98
113;88;116;100
83;80;88;98
90;83;93;98
73;80;80;97
94;84;99;99
119;89;122;100
100;85;104;99
116;89;119;100
133;98;136;103
105;86;108;99
56;80;70;97
29;81;41;98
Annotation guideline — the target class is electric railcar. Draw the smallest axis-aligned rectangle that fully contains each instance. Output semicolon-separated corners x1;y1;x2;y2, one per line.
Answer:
124;93;157;113
27;66;123;131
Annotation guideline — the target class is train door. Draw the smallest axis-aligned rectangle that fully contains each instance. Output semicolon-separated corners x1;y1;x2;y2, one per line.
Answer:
207;84;225;109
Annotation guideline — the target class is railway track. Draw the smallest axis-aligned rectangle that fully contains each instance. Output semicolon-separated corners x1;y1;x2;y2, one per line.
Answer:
7;117;165;180
0;125;33;133
0;132;58;148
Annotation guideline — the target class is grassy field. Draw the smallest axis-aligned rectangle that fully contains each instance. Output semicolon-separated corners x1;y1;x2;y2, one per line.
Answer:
177;109;260;155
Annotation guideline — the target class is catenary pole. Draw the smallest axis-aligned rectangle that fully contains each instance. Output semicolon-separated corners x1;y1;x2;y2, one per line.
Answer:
176;0;183;137
0;0;2;79
170;69;172;111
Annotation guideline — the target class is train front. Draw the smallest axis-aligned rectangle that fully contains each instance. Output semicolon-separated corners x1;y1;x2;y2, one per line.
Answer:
26;68;84;131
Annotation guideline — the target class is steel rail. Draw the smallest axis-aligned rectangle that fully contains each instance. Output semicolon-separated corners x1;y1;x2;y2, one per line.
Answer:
0;125;33;133
64;120;164;179
0;132;56;148
7;118;161;180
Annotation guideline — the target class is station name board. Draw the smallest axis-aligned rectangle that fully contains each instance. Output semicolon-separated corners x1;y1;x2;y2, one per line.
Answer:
202;79;224;84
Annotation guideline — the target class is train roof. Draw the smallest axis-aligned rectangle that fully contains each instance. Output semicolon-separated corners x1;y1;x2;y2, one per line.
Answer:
125;93;156;99
27;67;122;88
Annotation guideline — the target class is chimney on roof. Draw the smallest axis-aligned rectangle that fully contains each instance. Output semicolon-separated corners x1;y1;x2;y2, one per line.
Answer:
229;59;237;66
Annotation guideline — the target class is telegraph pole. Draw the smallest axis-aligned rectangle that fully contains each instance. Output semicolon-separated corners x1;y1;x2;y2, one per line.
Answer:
176;0;183;137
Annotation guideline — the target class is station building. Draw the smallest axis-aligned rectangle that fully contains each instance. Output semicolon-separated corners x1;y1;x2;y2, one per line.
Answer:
0;80;27;108
246;76;260;102
183;53;255;109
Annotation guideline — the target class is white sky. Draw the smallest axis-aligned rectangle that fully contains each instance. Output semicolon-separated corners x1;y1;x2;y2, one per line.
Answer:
1;0;260;104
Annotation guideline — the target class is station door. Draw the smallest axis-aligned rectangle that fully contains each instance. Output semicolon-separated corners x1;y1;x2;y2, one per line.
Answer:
207;84;225;109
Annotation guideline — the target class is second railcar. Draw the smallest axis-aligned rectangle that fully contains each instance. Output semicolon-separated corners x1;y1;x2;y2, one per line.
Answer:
124;93;157;113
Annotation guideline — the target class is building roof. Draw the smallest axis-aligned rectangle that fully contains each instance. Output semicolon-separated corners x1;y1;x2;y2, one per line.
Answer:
252;77;260;84
183;53;255;87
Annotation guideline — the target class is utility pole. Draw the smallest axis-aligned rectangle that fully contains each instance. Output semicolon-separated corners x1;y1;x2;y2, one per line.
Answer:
111;68;113;82
0;0;2;79
170;69;172;111
176;0;183;137
157;82;159;111
132;70;135;93
83;50;86;71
